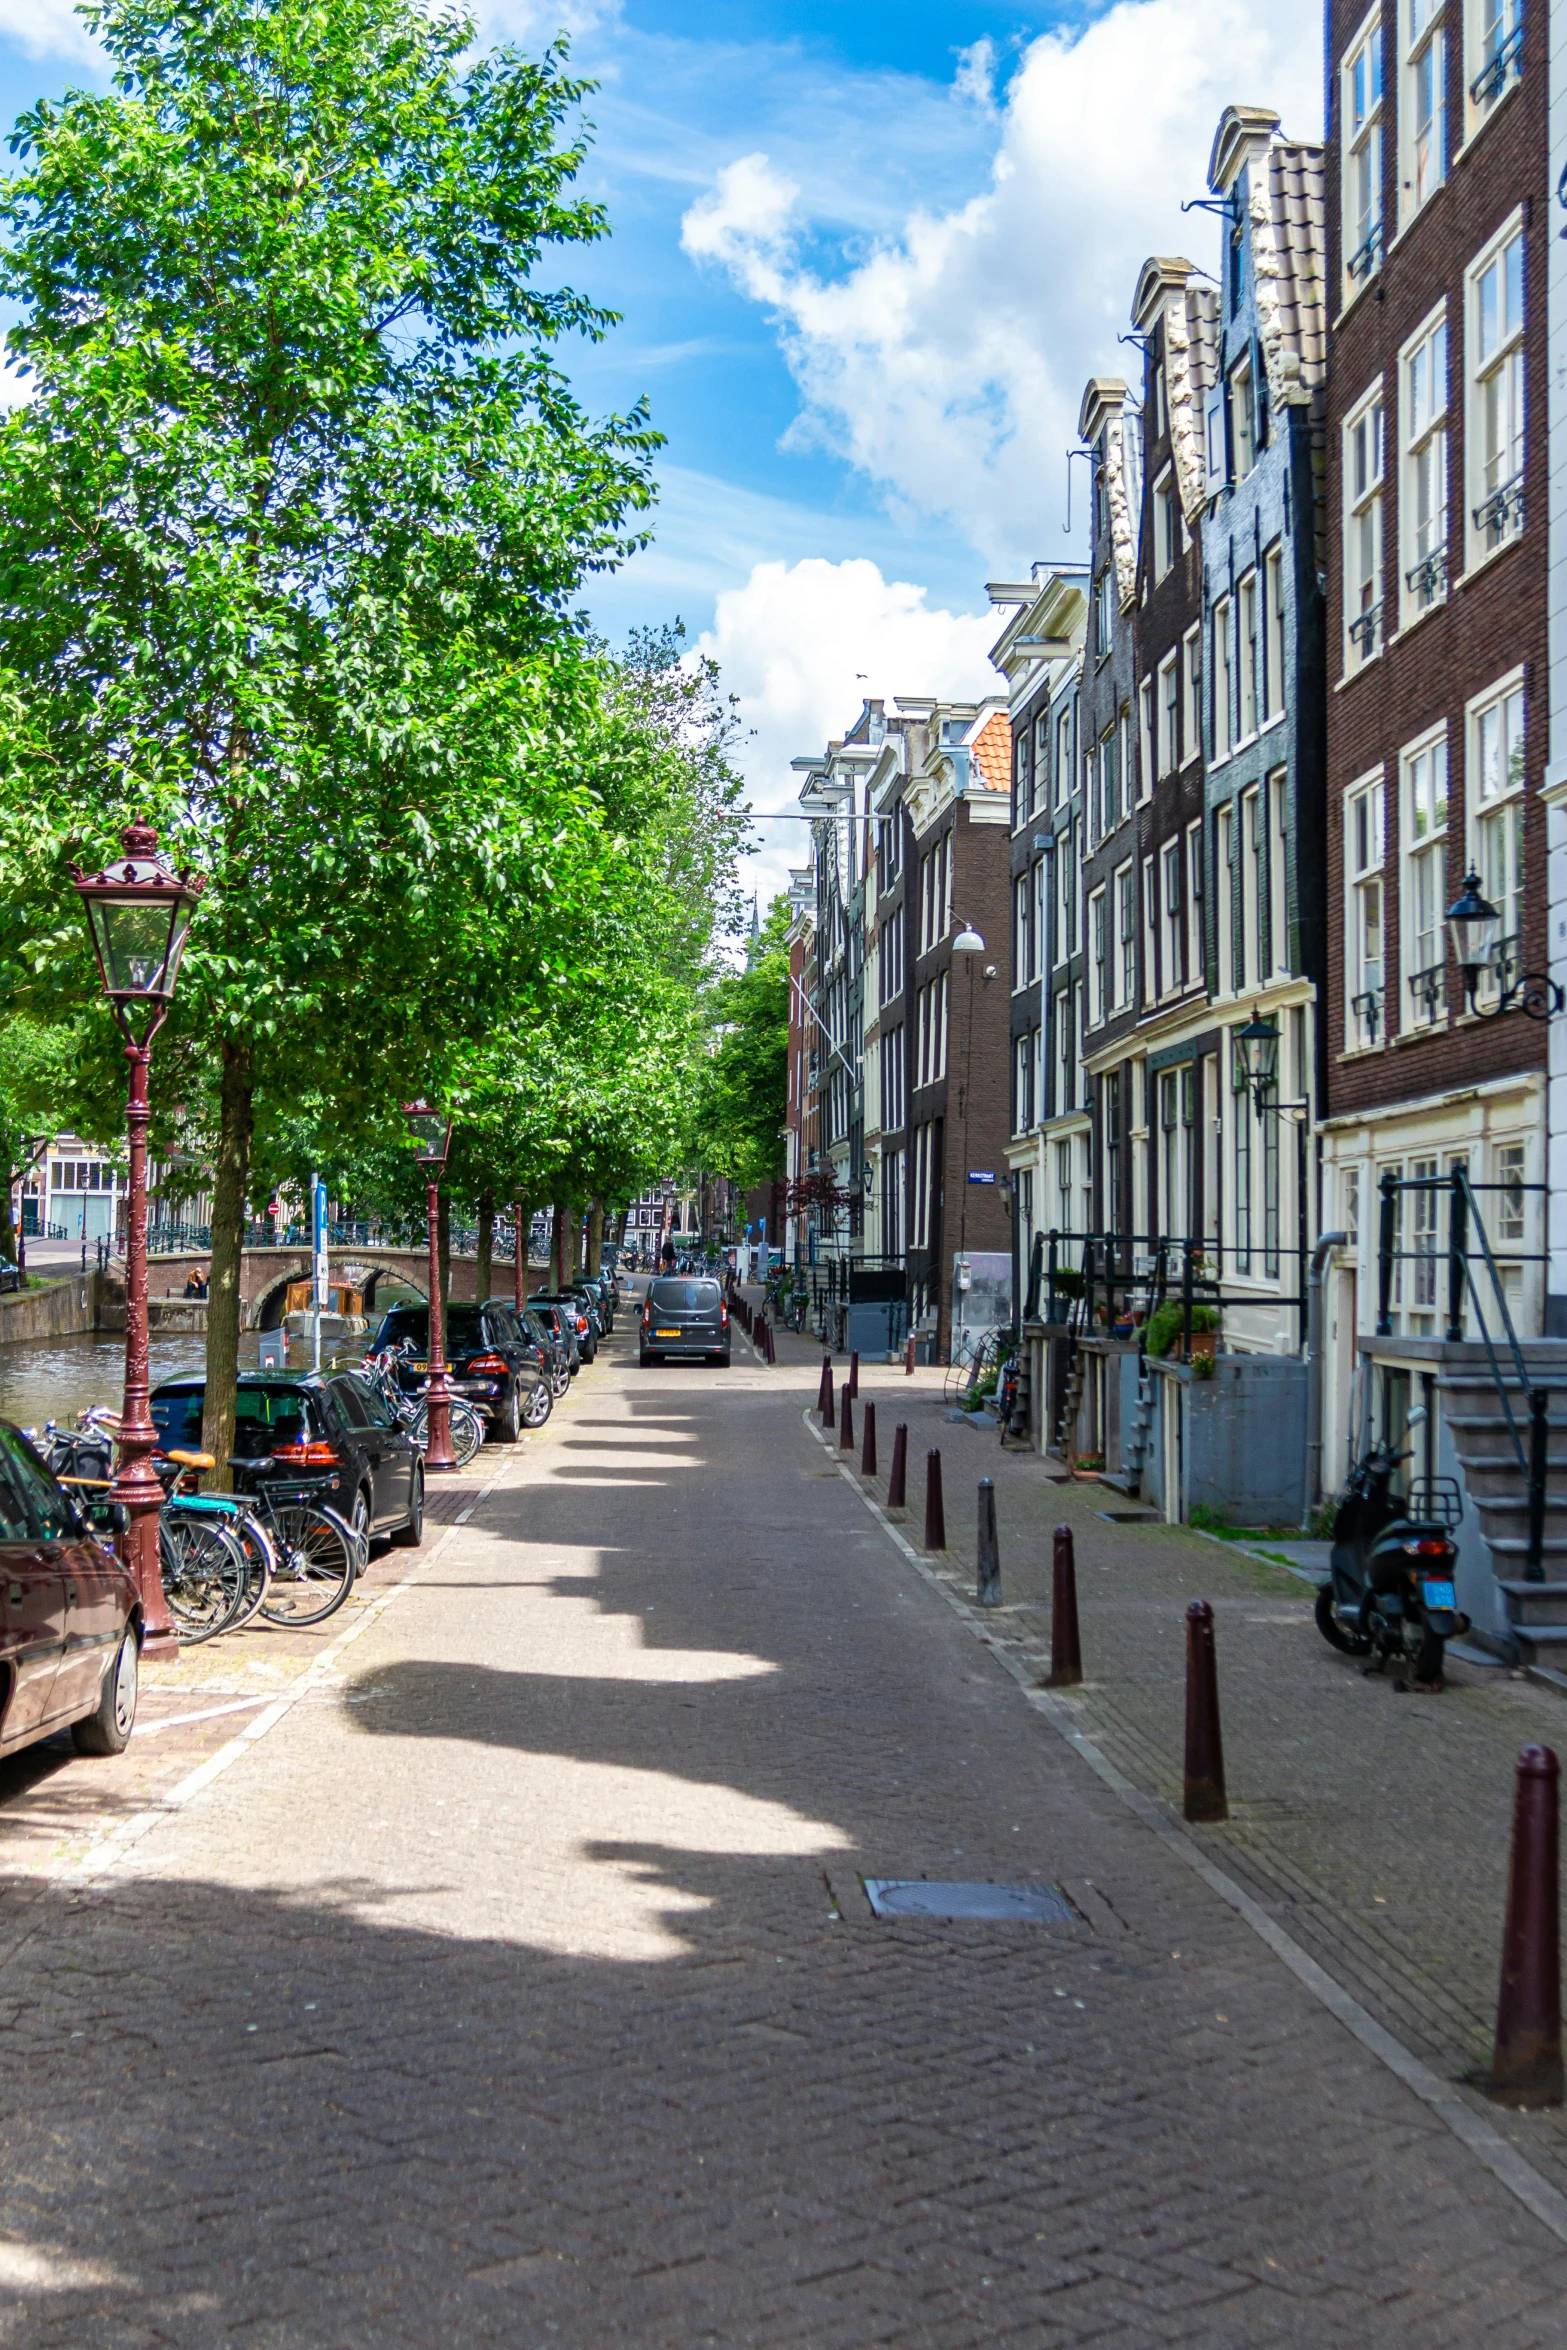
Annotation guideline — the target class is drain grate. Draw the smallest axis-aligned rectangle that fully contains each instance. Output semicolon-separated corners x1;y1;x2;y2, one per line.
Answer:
862;1878;1079;1924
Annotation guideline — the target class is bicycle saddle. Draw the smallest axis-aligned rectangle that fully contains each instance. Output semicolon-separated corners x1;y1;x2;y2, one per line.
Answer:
164;1448;216;1470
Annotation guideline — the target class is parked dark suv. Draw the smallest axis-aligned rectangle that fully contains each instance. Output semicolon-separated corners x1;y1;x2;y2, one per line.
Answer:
531;1292;596;1365
370;1302;551;1439
526;1298;580;1379
639;1277;730;1367
151;1370;425;1558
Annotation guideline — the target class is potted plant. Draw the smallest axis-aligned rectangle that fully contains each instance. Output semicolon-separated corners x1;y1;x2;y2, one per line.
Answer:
1143;1301;1221;1361
1071;1452;1105;1481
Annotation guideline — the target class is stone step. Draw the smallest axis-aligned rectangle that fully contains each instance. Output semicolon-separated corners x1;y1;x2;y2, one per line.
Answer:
1469;1494;1567;1517
1500;1586;1567;1627
1511;1624;1567;1650
1485;1536;1567;1562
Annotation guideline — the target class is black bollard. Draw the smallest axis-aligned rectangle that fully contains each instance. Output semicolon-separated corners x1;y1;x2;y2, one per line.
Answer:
888;1423;908;1509
848;1350;860;1400
1183;1601;1228;1823
821;1360;835;1431
1048;1524;1083;1687
839;1388;855;1453
924;1449;946;1551
1493;1744;1564;2106
861;1400;877;1479
977;1478;1000;1607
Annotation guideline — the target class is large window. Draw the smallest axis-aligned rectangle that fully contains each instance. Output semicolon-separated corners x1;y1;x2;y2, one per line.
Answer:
1263;544;1285;722
881;1023;906;1132
1230;354;1257;480
1468;0;1522;131
1142;853;1158;1006
1469;672;1525;998
1346;771;1386;1049
1157;650;1178;779
1401;307;1449;618
1344;383;1385;671
1217;804;1235;997
1468;217;1524;561
1182;626;1202;765
1013;1030;1035;1135
1212;596;1233;762
1161;839;1183;999
1401;0;1447;226
1343;12;1385;291
1268;770;1288;976
1240;788;1261;991
1238;570;1260;740
1152;466;1178;582
1055;703;1074;809
1401;728;1449;1029
1116;862;1136;1009
1094;564;1114;655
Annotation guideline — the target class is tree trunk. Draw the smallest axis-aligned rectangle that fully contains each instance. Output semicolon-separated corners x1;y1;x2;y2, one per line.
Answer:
552;1198;570;1291
0;1170;17;1268
475;1188;494;1302
438;1188;451;1315
201;1039;254;1495
586;1199;603;1275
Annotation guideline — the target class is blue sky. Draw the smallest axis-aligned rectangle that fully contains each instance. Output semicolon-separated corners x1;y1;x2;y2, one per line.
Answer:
0;0;1321;905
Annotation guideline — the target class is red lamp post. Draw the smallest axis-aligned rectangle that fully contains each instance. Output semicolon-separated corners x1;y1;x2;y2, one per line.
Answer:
71;820;205;1657
400;1101;457;1472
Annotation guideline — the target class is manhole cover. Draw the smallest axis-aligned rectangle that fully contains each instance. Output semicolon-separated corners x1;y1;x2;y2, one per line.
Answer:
862;1878;1079;1923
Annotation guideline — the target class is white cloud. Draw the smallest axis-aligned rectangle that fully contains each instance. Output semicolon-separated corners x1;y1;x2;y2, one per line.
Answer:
681;0;1321;571
0;0;99;59
694;555;999;913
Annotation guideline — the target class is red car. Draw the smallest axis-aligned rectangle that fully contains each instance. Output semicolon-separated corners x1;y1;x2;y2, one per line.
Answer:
0;1420;140;1759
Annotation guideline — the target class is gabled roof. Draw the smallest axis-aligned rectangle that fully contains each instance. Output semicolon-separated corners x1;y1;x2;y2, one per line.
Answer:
1203;105;1326;409
968;709;1012;793
1132;259;1219;522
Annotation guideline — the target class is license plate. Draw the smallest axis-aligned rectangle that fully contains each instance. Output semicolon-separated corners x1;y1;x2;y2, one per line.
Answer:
1422;1579;1457;1611
409;1360;429;1373
656;1328;681;1337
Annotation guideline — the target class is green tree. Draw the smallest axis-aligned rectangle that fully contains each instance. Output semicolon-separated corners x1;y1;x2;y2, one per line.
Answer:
0;0;658;1473
0;1013;80;1265
688;894;791;1198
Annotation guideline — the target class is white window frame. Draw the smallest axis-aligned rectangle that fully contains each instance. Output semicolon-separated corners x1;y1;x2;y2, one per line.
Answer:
1114;861;1135;1010
1152;465;1177;583
1156;649;1178;779
1237;568;1261;742
1161;838;1183;999
1089;887;1107;1028
1212;595;1233;764
1182;625;1201;767
1142;853;1158;1006
1230;353;1257;480
1465;0;1522;142
1185;820;1205;985
1268;769;1288;977
1400;723;1449;1031
1345;767;1386;1050
1400;0;1447;229
1263;544;1285;722
1139;676;1155;802
1240;787;1261;992
1467;667;1526;1003
1343;380;1386;672
1342;9;1386;296
1466;211;1525;568
1400;303;1450;623
1218;804;1235;998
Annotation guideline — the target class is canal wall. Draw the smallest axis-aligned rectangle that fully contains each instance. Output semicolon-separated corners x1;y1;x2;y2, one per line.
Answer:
0;1271;106;1346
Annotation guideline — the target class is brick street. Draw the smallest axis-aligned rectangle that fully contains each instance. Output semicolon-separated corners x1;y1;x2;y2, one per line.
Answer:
4;1323;1567;2344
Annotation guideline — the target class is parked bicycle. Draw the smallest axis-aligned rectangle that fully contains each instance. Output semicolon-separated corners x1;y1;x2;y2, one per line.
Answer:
359;1346;486;1468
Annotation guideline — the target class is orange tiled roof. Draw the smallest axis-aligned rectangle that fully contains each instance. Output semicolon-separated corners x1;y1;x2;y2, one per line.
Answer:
969;709;1011;792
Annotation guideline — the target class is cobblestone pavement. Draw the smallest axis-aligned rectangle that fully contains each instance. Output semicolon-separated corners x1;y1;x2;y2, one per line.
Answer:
4;1323;1567;2342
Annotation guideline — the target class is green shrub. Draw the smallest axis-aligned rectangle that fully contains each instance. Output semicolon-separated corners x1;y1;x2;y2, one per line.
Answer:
1144;1300;1220;1359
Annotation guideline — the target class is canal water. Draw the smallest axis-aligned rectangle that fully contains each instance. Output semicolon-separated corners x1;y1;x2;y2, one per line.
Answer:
0;1332;266;1433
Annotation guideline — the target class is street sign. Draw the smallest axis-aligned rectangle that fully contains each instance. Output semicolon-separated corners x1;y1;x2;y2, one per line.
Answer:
967;1170;997;1185
312;1174;328;1305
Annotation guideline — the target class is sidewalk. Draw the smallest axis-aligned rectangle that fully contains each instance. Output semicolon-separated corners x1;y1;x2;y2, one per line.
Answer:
764;1303;1567;2203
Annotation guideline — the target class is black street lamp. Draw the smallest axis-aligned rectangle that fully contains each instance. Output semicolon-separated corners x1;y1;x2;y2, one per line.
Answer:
1231;1006;1312;1350
400;1100;457;1472
1445;870;1564;1019
71;819;205;1656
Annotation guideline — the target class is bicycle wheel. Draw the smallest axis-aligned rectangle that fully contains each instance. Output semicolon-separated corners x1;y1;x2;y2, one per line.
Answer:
225;1514;275;1631
410;1400;486;1470
258;1502;357;1627
160;1514;249;1644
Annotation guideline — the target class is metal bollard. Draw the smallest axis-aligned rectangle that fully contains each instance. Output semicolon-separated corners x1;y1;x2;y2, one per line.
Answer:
1183;1601;1228;1823
861;1400;877;1479
1048;1524;1083;1687
817;1353;831;1413
1492;1744;1564;2106
848;1350;860;1400
905;1333;916;1376
977;1478;1000;1607
888;1422;908;1509
821;1360;834;1431
839;1388;855;1453
924;1449;946;1551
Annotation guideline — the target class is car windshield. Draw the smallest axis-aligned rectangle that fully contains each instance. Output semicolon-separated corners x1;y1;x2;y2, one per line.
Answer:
0;1425;81;1542
153;1384;318;1451
650;1280;721;1313
374;1305;488;1354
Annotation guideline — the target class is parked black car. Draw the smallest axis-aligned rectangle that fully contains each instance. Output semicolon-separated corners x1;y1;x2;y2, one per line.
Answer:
370;1302;551;1439
639;1276;731;1367
526;1298;581;1379
531;1291;596;1365
151;1370;424;1556
573;1276;614;1336
507;1303;571;1398
0;1257;20;1296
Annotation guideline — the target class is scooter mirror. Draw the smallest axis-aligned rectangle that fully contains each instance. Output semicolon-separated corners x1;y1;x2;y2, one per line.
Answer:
1406;1406;1428;1430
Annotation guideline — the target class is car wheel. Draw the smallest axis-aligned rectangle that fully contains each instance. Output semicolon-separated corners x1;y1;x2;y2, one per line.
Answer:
391;1463;424;1548
551;1367;570;1400
72;1626;138;1756
521;1379;552;1429
495;1384;522;1443
349;1486;372;1574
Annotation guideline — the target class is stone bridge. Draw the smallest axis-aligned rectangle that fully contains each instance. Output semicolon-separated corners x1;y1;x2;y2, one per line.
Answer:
148;1246;547;1332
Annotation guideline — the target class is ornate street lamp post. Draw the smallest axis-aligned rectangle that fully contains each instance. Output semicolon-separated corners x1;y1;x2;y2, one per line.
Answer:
1445;871;1565;1019
400;1101;457;1472
71;819;205;1656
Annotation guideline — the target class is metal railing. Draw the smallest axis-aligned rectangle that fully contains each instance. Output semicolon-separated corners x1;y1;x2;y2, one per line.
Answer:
1374;1166;1552;1576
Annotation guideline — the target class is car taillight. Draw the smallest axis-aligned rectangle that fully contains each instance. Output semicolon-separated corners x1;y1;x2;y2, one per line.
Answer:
641;1303;651;1322
468;1354;509;1373
720;1303;728;1325
272;1440;338;1466
577;1316;589;1335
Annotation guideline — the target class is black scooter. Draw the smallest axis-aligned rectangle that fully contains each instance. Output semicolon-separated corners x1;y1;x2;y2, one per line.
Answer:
1315;1407;1468;1689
